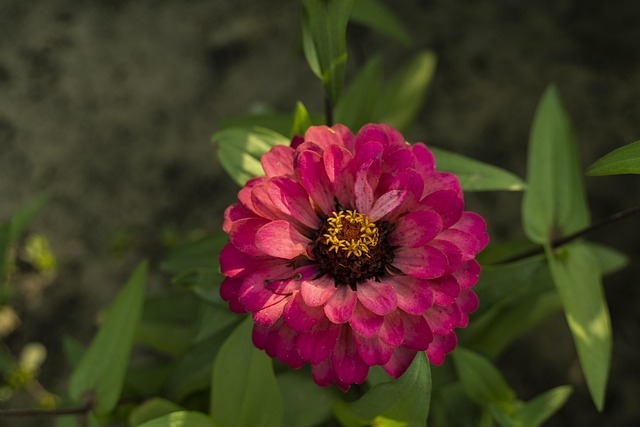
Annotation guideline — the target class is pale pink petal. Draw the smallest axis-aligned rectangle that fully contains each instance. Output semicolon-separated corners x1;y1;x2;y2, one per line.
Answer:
255;220;309;259
264;264;316;295
283;292;325;332
429;276;461;306
295;150;334;214
305;126;344;150
237;176;267;215
357;280;397;315
332;327;369;385
354;160;375;214
300;275;336;307
251;182;285;221
389;275;433;315
379;310;404;347
229;218;270;256
394;246;447;279
331;124;355;151
382;347;418;378
420;189;463;229
267;177;320;229
426;332;457;365
353;334;393;366
298;319;340;364
389;210;442;248
261;144;295;177
223;203;255;233
400;312;433;351
324;285;357;323
423;304;462;335
368;190;407;221
452;260;481;289
323;144;354;208
349;302;383;337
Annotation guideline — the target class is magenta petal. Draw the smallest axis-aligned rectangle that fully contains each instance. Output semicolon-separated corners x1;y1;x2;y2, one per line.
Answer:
305;126;343;150
296;150;334;214
420;190;463;229
349;302;383;337
368;190;407;221
382;346;418;379
357;280;397;315
332;327;370;384
220;242;272;278
255;220;309;259
267;177;320;229
456;288;479;313
264;322;306;369
223;203;255;233
449;212;489;256
389;210;442;248
390;275;433;315
437;228;480;262
323;145;354;208
423;304;462;335
429;276;461;306
379;310;404;347
311;357;336;387
429;239;463;275
412;143;436;178
283;292;325;332
401;312;433;351
355;124;405;151
423;172;462;199
300;275;336;307
394;245;447;279
220;277;245;313
353;333;393;365
261;144;295;177
252;323;270;350
453;260;481;289
426;332;457;365
354;160;375;214
253;297;288;327
237;263;294;311
229;218;270;256
298;319;340;364
324;285;357;323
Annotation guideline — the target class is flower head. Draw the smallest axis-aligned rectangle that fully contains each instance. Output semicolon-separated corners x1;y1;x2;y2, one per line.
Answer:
220;124;488;390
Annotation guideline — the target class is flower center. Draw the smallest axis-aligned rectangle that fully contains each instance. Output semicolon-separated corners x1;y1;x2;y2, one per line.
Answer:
312;209;395;289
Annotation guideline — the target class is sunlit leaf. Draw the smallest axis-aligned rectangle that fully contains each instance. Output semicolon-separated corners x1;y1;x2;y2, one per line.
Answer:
513;385;573;427
213;127;289;186
68;261;148;413
587;140;640;175
334;55;383;130
136;411;219;427
431;147;525;192
129;398;184;426
351;0;412;46
379;51;436;132
290;101;313;137
546;243;611;411
211;317;283;427
522;85;590;244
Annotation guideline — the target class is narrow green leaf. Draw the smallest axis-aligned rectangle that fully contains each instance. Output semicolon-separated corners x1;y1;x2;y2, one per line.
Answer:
161;234;226;275
278;369;340;427
452;347;516;411
586;242;628;276
290;101;313;137
136;411;218;427
213;127;289;186
68;261;148;413
545;243;611;411
379;51;437;132
488;404;520;427
129;398;184;426
522;85;590;244
9;192;50;242
301;0;353;106
335;352;431;426
334;55;383;130
587;140;640;175
513;385;573;427
211;317;284;427
430;147;525;191
351;0;413;46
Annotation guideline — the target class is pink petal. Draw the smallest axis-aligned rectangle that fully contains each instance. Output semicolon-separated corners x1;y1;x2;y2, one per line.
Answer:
332;327;369;385
355;124;405;152
220;242;274;278
394;245;447;279
295;150;334;214
283;292;325;332
379;310;404;347
305;126;344;150
349;302;383;337
331;124;355;151
400;312;433;351
429;276;461;306
267;177;320;229
357;280;397;315
420;190;463;229
423;304;462;335
264;264;316;295
297;319;341;364
255;220;309;259
229;218;270;256
300;275;337;307
429;239;463;275
237;176;267;215
452;260;481;289
426;332;457;365
389;210;442;248
389;275;433;315
353;334;393;366
261;144;295;177
456;288;479;313
382;347;418;378
324;285;357;323
323;145;354;208
253;297;288;327
237;263;297;311
368;190;407;221
223;203;255;233
251;182;285;221
354;160;375;214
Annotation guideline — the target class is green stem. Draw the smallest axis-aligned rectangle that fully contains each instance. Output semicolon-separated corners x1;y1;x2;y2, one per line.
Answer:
0;402;91;418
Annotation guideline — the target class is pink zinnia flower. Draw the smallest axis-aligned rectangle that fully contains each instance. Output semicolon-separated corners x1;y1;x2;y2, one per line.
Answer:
220;124;488;390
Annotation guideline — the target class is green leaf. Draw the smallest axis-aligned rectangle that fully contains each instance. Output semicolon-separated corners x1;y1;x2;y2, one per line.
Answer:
125;362;173;397
301;0;353;107
0;223;10;295
379;51;437;132
350;0;413;46
129;398;184;426
430;147;525;191
513;385;573;427
290;101;313;138
334;55;383;130
213;127;289;186
587;140;640;175
586;242;628;276
452;347;516;412
68;261;148;413
210;317;284;427
62;336;86;370
161;234;226;276
9;192;50;242
335;352;431;426
194;303;242;343
545;243;611;411
136;411;218;427
522;85;590;244
278;369;340;427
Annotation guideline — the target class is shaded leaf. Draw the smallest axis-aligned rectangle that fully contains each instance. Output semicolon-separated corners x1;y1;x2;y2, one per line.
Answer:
129;398;184;426
546;243;611;411
431;147;525;191
68;261;148;413
211;317;284;427
522;85;590;244
125;362;173;397
136;411;218;427
278;369;340;427
334;55;383;130
9;192;50;242
587;140;640;175
351;0;412;46
513;385;573;427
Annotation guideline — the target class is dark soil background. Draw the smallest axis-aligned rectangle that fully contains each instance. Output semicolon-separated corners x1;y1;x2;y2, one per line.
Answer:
1;0;639;426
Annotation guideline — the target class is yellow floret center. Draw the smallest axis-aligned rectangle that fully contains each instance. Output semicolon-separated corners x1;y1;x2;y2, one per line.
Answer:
323;210;379;258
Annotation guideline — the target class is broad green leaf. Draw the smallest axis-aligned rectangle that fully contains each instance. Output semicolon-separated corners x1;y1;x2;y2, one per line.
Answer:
587;140;640;175
335;352;431;426
522;85;590;244
136;321;193;357
194;304;241;343
379;51;436;132
278;369;340;427
546;243;611;411
213;127;289;186
137;411;218;427
69;261;148;413
210;318;283;427
161;233;226;276
431;382;480;427
9;192;50;242
351;0;413;46
586;242;628;276
452;347;516;412
129;398;184;426
290;101;313;137
301;0;353;107
513;385;573;427
125;362;173;396
334;55;383;130
431;147;525;191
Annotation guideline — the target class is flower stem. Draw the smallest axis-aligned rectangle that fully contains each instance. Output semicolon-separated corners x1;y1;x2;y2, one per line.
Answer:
325;96;333;127
493;205;640;265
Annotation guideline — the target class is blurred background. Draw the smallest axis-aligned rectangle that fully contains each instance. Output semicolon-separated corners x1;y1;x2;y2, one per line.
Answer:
1;0;639;425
